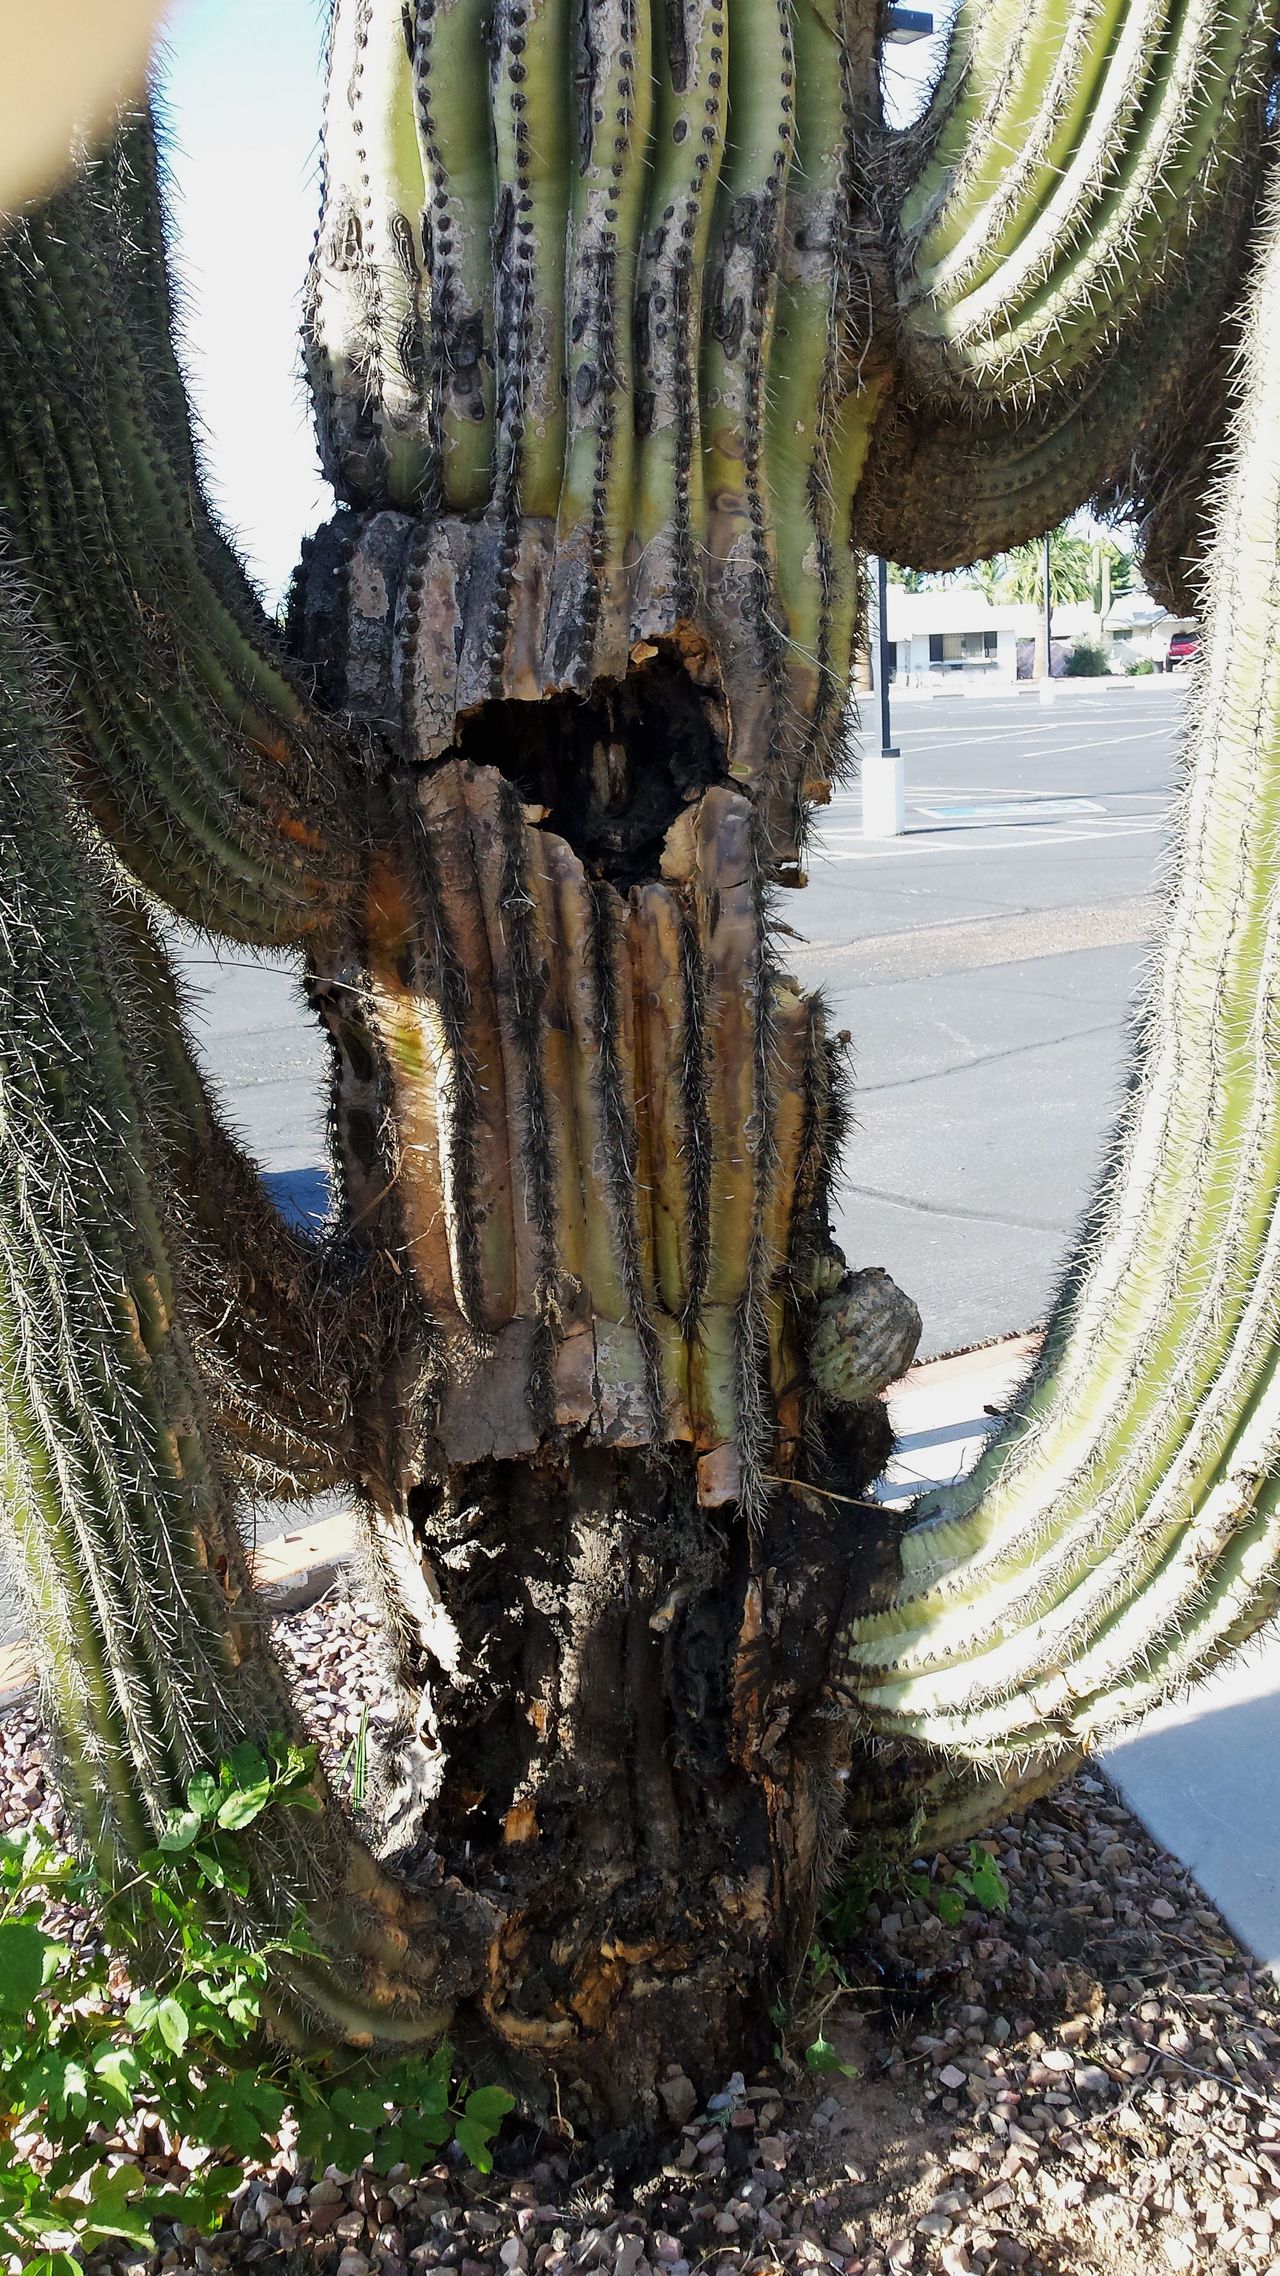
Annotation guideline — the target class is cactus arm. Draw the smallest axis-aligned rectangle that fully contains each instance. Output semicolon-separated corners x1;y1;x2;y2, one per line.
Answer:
859;192;1256;569
101;901;361;1502
901;0;1142;283
833;177;1280;1768
1099;286;1241;615
0;567;476;2038
894;0;1051;246
0;113;358;948
891;0;1280;408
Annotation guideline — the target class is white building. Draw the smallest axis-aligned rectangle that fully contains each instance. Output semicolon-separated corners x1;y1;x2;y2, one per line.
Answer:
874;583;1194;685
881;587;1022;685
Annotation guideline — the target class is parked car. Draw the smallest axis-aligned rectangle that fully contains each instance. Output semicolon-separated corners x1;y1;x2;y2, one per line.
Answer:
1167;631;1200;670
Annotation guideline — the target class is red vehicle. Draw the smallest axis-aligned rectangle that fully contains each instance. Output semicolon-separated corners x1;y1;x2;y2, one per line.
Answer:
1167;630;1200;670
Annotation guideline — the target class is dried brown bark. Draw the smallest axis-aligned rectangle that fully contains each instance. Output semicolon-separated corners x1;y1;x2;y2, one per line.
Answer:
284;527;911;2122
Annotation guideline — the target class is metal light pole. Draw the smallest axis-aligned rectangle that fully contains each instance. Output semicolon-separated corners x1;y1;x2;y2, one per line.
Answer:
1040;528;1055;704
877;553;900;759
863;556;906;837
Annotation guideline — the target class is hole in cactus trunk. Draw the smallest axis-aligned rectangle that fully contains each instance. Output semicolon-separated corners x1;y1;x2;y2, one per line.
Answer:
447;639;728;890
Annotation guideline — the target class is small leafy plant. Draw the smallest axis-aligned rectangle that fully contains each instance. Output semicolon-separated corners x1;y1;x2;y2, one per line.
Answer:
0;1740;513;2276
782;1840;1012;2083
1063;640;1111;676
906;1842;1011;1926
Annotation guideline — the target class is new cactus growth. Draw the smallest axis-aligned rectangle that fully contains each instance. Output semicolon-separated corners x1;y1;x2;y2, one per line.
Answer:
3;0;1280;2121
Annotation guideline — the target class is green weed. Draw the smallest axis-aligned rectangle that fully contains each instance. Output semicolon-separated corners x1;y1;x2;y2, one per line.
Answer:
0;1740;513;2274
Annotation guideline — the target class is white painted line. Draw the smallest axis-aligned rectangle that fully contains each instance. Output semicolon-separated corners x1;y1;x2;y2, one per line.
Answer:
812;821;1166;862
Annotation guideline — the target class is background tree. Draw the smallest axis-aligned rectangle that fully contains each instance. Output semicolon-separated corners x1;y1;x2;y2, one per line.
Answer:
2;0;1280;2127
885;564;958;590
996;532;1096;609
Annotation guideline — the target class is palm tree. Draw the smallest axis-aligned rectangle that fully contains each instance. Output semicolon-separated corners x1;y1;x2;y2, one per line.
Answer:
2;0;1279;2124
996;531;1097;608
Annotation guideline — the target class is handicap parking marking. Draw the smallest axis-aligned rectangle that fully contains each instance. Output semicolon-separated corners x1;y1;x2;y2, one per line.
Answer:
914;796;1106;822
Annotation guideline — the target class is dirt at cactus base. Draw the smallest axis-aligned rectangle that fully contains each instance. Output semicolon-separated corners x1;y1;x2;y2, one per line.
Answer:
4;1582;1280;2276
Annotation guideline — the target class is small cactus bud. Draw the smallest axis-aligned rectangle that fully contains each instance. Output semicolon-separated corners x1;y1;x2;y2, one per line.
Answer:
809;1266;922;1406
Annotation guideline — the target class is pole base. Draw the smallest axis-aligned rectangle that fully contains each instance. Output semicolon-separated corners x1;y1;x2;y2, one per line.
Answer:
862;750;906;838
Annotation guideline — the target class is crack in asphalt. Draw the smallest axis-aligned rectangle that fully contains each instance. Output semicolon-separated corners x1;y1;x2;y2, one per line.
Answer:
844;1182;1068;1234
852;1016;1121;1095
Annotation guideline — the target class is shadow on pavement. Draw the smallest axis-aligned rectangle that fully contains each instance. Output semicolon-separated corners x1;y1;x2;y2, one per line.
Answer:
261;1165;330;1230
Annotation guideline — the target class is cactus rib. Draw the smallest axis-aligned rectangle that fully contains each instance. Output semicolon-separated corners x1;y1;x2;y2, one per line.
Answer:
550;0;654;680
305;0;430;505
834;175;1280;1760
411;0;498;510
631;0;728;631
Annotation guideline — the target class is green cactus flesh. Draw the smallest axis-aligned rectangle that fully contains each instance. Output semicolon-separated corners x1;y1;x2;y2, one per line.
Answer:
0;121;358;946
835;175;1280;1768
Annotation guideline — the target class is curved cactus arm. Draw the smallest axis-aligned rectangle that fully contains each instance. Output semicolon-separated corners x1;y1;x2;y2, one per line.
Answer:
1099;299;1241;617
0;564;478;2039
858;192;1257;571
0;109;360;948
832;176;1280;1773
889;0;1280;409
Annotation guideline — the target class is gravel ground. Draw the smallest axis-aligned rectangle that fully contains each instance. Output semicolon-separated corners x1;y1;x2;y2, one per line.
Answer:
7;1583;1280;2276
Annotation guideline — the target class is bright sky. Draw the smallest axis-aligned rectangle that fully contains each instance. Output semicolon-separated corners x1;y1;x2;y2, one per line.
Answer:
155;3;946;606
158;0;331;603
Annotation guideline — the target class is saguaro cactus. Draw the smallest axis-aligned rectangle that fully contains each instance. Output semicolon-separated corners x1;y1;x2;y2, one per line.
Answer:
2;0;1280;2121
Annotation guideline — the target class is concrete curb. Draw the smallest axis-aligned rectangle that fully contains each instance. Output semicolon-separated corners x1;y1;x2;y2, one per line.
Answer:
891;675;1183;703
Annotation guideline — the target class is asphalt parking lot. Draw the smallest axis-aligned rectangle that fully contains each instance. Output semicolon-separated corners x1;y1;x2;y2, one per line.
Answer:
803;679;1185;1351
170;679;1187;1359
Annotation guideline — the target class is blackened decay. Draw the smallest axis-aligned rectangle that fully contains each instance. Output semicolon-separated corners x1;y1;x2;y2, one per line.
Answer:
282;526;729;895
445;647;726;889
